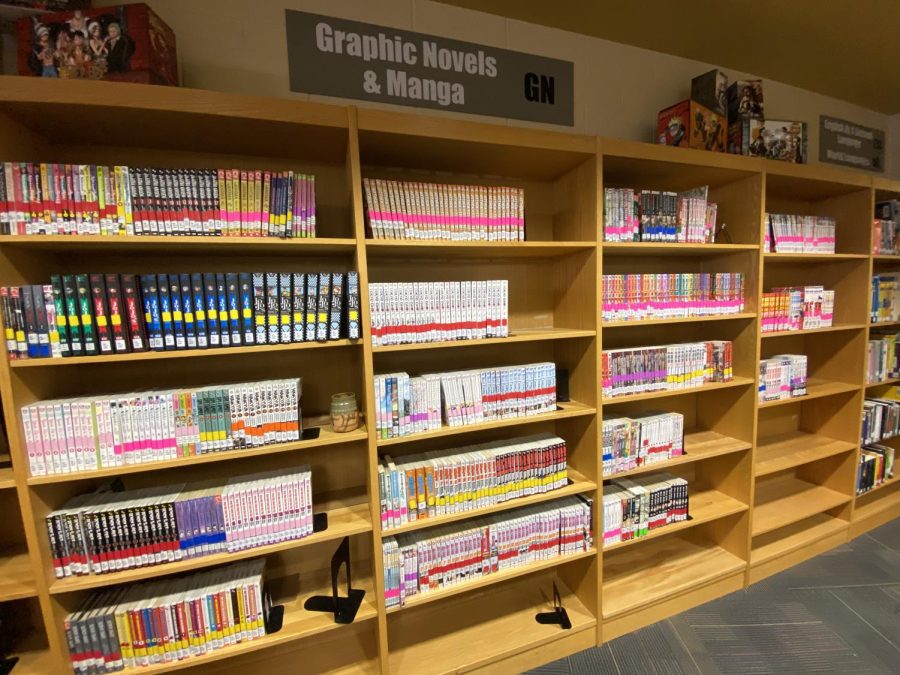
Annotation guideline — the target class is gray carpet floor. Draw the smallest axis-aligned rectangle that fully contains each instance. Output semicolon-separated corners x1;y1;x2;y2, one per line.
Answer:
530;518;900;674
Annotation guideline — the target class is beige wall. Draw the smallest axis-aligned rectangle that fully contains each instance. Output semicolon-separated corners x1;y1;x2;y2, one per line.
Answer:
96;0;897;178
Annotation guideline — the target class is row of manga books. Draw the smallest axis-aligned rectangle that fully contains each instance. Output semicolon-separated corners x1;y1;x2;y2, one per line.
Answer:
760;286;835;333
758;355;808;402
764;213;836;254
47;467;313;579
379;434;568;531
0;162;316;238
874;200;900;254
602;186;717;243
858;445;895;494
601;272;744;322
1;271;360;360
867;333;900;384
871;274;900;323
373;363;557;440
64;560;267;673
362;178;525;241
21;378;302;478
601;412;684;478
601;473;689;548
862;397;900;445
383;496;592;608
369;280;508;346
601;341;733;399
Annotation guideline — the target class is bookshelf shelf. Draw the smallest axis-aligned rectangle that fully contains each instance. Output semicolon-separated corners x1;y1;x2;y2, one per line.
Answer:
9;339;360;368
375;400;596;447
601;489;747;553
857;475;898;497
385;548;595;614
756;379;860;408
602;430;751;480
0;235;358;256
866;377;900;387
752;477;851;537
601;377;754;405
755;432;858;477
371;328;595;353
47;499;372;594
388;576;596;675
602;242;757;257
602;536;746;619
26;424;368;485
382;468;596;537
602;313;756;329
760;323;866;338
0;77;894;673
0;550;37;601
365;239;595;259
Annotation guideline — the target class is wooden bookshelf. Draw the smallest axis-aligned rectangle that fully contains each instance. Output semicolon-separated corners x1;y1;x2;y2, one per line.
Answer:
0;77;894;674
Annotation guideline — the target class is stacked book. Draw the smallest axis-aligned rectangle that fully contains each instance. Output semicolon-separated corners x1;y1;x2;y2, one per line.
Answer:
379;434;568;531
867;332;900;383
602;273;744;322
874;199;900;254
603;186;717;243
362;178;524;241
64;560;267;672
760;286;835;333
369;280;508;346
374;363;557;440
764;214;836;254
21;378;301;478
383;496;592;608
601;412;684;477
871;274;900;324
758;355;808;402
858;445;895;494
862;397;900;444
1;271;360;360
601;473;689;548
47;468;313;579
0;162;316;237
601;341;733;399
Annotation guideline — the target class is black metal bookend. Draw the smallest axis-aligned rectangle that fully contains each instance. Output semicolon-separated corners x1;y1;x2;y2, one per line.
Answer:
0;656;17;675
534;582;572;630
263;589;285;635
304;536;365;624
313;512;329;533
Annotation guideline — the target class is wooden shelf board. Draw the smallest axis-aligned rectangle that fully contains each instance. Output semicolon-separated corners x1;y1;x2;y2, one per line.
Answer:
602;489;747;553
11;649;55;675
376;400;595;448
382;468;596;537
365;239;595;258
112;571;378;675
853;483;900;523
0;235;357;256
0;550;37;601
872;254;900;262
761;323;866;338
28;425;368;485
372;328;595;353
752;477;851;537
388;576;596;675
856;475;898;499
603;536;745;618
757;379;860;409
751;512;848;566
0;466;16;489
602;377;753;405
48;498;372;594
602;313;756;329
869;320;900;328
755;432;857;477
603;430;751;480
763;252;869;263
386;548;595;614
602;242;757;257
866;377;900;387
10;338;358;368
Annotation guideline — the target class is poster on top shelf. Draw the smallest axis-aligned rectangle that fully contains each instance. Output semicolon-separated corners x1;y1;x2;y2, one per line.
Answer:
285;10;574;126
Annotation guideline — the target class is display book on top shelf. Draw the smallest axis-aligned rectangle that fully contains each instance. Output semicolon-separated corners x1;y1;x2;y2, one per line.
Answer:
0;76;896;675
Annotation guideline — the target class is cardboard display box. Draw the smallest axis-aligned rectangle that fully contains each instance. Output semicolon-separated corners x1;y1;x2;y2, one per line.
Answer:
691;69;728;117
658;100;726;153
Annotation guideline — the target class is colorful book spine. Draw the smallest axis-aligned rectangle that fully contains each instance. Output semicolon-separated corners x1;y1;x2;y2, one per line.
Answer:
602;472;689;547
765;213;837;254
602;273;744;322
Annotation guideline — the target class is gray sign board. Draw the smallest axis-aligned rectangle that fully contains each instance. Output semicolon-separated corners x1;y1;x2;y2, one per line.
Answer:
285;10;574;126
819;116;884;172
